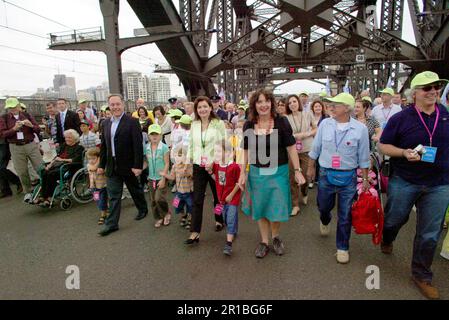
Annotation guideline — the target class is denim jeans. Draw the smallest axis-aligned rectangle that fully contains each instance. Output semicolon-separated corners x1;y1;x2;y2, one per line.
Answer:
317;167;357;250
383;175;449;282
174;192;193;215
223;204;239;235
91;187;108;211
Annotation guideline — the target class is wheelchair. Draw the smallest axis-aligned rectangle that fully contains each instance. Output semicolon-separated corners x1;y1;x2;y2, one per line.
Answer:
31;159;93;210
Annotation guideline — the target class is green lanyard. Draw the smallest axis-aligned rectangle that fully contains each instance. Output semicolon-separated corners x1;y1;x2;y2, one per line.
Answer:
150;146;158;178
201;123;210;150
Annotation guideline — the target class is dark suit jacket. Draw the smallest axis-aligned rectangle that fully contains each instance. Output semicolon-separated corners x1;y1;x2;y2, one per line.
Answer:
99;114;143;177
55;110;81;144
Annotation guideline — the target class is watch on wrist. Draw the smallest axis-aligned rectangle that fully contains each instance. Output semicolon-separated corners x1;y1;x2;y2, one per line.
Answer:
294;168;302;172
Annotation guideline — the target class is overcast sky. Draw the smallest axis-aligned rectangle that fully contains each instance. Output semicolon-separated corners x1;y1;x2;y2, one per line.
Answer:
0;0;417;98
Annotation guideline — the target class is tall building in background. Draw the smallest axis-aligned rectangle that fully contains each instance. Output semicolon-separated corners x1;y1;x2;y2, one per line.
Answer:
123;71;149;102
95;85;109;102
53;74;67;92
59;85;77;101
149;75;171;104
66;77;77;92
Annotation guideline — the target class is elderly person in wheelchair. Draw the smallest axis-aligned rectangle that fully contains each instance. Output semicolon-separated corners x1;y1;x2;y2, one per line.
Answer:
34;129;84;207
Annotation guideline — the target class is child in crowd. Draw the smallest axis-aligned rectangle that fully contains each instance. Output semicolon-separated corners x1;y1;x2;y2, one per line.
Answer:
209;142;241;256
145;124;170;228
356;168;378;198
86;147;108;225
162;144;194;229
79;120;100;150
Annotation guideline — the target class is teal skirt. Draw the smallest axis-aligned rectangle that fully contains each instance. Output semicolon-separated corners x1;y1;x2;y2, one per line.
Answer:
242;164;292;222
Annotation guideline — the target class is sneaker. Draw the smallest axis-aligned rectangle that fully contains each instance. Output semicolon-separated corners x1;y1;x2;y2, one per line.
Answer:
320;222;330;237
440;251;449;260
381;241;393;254
23;193;33;203
336;250;350;264
223;243;232;256
255;242;269;259
412;276;440;300
308;183;314;189
272;237;285;256
301;195;308;205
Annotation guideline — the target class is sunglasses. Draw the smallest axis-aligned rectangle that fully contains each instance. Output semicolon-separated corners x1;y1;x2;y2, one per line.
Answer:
416;84;443;92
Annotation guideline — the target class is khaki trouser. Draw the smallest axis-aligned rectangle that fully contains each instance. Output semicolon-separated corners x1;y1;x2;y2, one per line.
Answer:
9;143;43;193
289;152;310;207
148;180;169;220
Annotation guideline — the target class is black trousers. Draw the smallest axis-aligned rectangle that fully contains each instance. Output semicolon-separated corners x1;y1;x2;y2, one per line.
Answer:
191;165;223;233
0;144;20;194
105;164;148;230
41;167;60;198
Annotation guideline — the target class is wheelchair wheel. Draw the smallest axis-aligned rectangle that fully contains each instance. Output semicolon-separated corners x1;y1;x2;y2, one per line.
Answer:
70;168;93;204
60;198;73;210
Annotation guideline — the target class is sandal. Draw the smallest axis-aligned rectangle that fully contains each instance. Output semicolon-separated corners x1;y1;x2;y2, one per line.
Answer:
215;223;224;232
163;214;171;226
154;219;163;228
98;216;106;225
180;216;187;227
290;206;300;217
33;197;44;205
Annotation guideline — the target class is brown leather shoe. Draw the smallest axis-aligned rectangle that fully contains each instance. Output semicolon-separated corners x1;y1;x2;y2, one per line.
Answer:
412;277;440;300
381;242;393;254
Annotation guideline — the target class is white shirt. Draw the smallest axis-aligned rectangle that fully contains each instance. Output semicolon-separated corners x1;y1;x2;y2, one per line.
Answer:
371;104;402;129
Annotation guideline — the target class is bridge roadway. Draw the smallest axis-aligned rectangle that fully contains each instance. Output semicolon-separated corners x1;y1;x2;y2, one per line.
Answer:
0;188;448;299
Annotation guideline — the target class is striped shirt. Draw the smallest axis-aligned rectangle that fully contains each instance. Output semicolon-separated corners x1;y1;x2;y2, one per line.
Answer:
173;163;193;194
80;132;100;150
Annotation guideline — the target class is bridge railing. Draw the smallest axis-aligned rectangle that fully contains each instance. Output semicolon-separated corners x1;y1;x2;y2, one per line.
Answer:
49;27;103;46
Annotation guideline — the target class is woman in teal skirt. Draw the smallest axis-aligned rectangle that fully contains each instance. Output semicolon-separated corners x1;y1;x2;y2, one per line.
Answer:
239;89;306;258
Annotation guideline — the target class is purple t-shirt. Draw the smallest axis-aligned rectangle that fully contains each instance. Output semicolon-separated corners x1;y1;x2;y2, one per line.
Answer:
380;104;449;186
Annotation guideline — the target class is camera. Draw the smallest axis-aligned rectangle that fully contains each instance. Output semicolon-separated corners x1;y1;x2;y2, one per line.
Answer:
413;144;425;155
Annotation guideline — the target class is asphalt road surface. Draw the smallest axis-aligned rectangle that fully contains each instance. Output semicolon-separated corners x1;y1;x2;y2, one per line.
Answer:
1;187;448;300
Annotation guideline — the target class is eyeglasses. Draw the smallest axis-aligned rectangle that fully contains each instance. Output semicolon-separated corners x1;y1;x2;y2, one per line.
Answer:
416;84;443;92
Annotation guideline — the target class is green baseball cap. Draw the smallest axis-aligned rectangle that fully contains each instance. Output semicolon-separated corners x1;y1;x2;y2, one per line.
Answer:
378;88;394;96
80;119;90;126
20;103;27;109
324;92;355;108
237;100;248;110
148;124;162;135
5;97;20;109
167;109;183;118
175;115;193;125
411;71;448;89
319;91;328;97
78;99;88;105
298;91;309;97
100;105;109;112
361;96;372;103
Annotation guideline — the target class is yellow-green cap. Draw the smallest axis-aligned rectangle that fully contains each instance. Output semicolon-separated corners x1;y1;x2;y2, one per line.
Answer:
324;93;355;108
361;96;372;103
148;124;162;135
100;105;109;112
378;88;394;95
319;91;328;97
411;71;448;89
298;91;309;97
237;100;248;109
78;99;87;104
5;97;20;109
20;103;27;109
175;115;193;125
167;109;183;118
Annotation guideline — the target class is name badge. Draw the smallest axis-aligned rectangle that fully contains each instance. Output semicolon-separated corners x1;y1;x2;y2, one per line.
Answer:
295;140;303;152
93;191;100;201
17;132;24;140
331;155;341;169
200;156;208;167
421;146;437;163
172;196;180;208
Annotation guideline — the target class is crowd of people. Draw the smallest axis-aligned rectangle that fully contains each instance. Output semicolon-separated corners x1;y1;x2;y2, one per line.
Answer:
0;70;448;299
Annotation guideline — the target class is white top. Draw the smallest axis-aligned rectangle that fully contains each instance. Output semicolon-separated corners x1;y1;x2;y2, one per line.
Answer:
371;104;402;129
336;122;350;131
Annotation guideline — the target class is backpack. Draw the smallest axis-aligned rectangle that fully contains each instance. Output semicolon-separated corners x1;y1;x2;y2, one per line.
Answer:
351;192;384;245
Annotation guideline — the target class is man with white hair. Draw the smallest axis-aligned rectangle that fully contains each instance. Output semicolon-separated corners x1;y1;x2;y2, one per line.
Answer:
307;93;370;264
0;97;43;203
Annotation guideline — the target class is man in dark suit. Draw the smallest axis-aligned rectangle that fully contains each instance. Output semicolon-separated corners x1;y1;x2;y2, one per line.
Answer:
97;94;148;236
55;98;81;144
210;95;227;120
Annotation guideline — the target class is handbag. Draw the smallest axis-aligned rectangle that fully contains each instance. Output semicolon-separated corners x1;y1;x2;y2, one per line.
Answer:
326;169;355;187
352;192;384;245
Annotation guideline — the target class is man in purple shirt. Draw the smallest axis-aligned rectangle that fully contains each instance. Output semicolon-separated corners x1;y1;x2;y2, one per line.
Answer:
378;71;449;300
